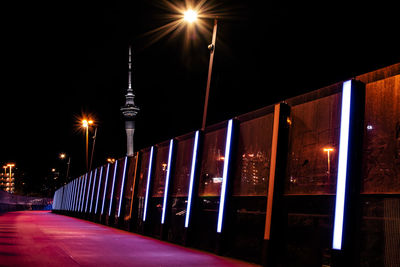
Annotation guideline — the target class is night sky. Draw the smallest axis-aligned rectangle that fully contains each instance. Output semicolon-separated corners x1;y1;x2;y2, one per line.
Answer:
1;1;399;194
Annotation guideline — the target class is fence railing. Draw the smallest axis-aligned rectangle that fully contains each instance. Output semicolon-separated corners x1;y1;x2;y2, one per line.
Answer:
53;63;400;266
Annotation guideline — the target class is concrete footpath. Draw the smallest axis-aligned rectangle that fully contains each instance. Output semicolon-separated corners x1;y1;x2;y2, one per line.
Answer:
0;211;258;267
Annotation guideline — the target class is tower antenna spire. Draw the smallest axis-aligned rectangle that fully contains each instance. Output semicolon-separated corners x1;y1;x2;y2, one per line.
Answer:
121;45;140;156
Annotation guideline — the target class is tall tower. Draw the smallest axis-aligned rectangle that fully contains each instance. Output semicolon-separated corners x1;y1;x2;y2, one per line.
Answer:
121;46;140;156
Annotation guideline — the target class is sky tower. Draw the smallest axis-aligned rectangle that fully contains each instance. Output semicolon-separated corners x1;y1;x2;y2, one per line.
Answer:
120;46;140;156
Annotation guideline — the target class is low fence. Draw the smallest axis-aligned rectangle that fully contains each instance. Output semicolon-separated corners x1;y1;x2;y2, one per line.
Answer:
53;64;400;266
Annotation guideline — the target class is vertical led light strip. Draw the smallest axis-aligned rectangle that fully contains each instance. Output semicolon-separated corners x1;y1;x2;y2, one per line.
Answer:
117;156;128;217
80;174;88;212
75;177;82;211
76;176;83;211
85;171;93;212
185;131;199;228
89;169;98;213
161;139;174;224
65;185;70;211
108;160;118;216
73;177;81;211
332;80;352;250
65;184;69;211
71;179;77;211
95;166;103;214
217;119;233;233
101;164;110;215
143;146;154;222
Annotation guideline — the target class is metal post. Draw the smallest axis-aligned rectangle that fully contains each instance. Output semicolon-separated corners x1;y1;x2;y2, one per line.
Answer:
201;18;218;131
86;126;89;172
89;127;97;171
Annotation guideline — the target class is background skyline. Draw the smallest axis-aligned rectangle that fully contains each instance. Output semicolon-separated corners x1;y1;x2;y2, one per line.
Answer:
1;1;399;195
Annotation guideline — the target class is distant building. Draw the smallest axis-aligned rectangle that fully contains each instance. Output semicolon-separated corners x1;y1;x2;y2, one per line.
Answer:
0;172;15;193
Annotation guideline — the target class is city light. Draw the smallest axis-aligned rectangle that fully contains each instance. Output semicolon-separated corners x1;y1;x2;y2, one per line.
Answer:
185;130;199;228
332;80;352;250
143;146;154;222
161;139;174;224
107;158;116;164
217;119;233;233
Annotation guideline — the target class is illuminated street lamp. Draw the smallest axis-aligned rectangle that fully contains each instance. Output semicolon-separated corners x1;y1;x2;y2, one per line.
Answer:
107;158;116;164
183;9;218;130
59;153;71;182
323;148;334;178
82;119;94;171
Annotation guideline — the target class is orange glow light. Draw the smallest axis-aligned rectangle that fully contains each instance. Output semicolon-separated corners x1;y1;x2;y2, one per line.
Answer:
323;148;334;152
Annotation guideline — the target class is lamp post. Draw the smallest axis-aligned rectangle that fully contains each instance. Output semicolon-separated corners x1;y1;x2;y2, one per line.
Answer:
323;148;334;181
183;10;218;130
59;153;71;183
89;126;97;171
82;119;94;172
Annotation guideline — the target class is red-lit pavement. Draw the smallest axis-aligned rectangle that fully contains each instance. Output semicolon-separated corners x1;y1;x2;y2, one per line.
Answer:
0;211;258;267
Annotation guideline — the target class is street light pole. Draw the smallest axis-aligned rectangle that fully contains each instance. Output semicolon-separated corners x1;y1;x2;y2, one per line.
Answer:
66;156;71;181
82;119;94;172
89;127;97;171
86;125;89;171
201;18;218;131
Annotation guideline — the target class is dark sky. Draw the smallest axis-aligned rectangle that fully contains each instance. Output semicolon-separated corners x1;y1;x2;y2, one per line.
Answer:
1;1;399;189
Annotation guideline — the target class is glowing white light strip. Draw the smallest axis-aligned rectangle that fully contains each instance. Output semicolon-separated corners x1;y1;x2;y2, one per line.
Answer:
332;80;352;250
66;185;70;210
85;171;93;212
74;177;81;211
161;139;174;224
65;185;69;210
95;166;103;214
109;160;118;216
101;164;110;215
90;169;98;213
81;174;88;212
217;119;233;233
117;156;128;217
143;146;154;222
185;131;199;228
53;191;57;210
71;180;76;211
74;178;81;211
76;176;83;211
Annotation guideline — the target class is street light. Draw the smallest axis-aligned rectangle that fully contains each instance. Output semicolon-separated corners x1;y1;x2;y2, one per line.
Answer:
183;9;218;130
59;153;71;183
82;119;94;172
323;147;334;180
183;9;198;23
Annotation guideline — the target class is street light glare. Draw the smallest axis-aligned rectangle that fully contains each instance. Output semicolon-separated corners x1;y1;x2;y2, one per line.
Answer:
184;9;197;23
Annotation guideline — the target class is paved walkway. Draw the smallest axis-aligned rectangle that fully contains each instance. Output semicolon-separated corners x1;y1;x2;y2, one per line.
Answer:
0;211;258;267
